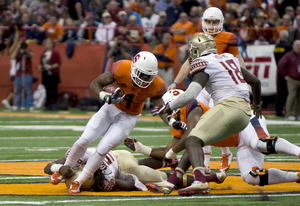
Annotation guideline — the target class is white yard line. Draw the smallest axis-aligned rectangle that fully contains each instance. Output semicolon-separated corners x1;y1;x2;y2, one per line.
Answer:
1;193;300;205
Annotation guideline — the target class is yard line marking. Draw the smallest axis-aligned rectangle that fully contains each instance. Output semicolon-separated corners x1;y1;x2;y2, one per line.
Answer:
0;176;48;180
1;193;300;205
0;125;169;132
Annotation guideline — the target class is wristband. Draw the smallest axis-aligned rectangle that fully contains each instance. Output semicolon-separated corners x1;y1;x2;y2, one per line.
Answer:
168;118;176;127
165;148;177;159
172;82;178;86
50;164;63;173
99;91;111;102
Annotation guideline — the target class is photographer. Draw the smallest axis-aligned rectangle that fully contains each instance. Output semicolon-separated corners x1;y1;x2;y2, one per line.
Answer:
106;38;131;62
10;39;34;111
39;39;62;110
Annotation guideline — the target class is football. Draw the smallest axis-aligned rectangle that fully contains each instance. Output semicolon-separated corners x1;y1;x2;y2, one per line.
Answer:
103;84;125;97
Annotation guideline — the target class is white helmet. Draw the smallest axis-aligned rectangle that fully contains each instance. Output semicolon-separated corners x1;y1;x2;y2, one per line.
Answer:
202;7;224;35
131;51;158;88
162;89;184;104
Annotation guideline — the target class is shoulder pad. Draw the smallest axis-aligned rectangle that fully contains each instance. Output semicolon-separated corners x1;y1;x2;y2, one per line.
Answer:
190;58;208;77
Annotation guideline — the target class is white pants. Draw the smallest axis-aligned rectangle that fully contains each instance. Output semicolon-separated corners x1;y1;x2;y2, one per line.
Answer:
79;104;140;155
236;115;269;180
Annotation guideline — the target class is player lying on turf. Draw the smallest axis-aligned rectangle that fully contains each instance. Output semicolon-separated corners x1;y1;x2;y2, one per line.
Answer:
44;148;227;192
124;89;232;173
146;111;300;195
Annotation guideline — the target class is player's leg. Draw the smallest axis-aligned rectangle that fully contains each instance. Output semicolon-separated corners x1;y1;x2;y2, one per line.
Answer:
69;110;140;193
178;98;250;196
203;145;212;174
219;147;233;172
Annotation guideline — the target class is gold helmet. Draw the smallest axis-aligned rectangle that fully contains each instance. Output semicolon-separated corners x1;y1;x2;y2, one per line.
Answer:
189;33;217;60
65;165;96;191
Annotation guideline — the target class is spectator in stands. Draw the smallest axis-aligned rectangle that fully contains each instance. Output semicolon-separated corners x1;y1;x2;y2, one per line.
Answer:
278;39;300;121
28;0;44;15
267;8;282;28
154;11;172;44
67;0;84;22
15;4;29;24
166;0;185;25
114;10;129;42
20;12;33;38
284;6;295;23
288;15;300;45
129;0;149;16
240;8;254;26
187;14;201;35
209;0;228;11
41;15;64;42
77;13;99;43
292;6;300;28
188;6;202;18
102;0;124;9
155;0;173;14
224;10;237;31
238;16;253;43
126;15;142;56
39;39;62;110
106;37;131;62
274;30;293;117
106;0;123;24
239;0;257;18
170;12;193;44
62;18;78;42
124;3;141;25
153;32;176;87
141;6;159;43
35;0;50;18
95;12;116;45
10;39;34;111
27;14;46;44
251;12;274;45
274;14;292;43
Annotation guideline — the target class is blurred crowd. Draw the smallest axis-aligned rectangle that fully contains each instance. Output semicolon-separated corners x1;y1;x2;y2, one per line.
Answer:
0;0;299;47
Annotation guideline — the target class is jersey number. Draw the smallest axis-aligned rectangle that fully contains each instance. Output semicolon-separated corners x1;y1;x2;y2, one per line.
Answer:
124;94;135;109
220;59;246;84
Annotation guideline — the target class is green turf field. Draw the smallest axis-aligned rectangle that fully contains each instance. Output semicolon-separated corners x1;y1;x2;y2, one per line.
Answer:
0;107;300;205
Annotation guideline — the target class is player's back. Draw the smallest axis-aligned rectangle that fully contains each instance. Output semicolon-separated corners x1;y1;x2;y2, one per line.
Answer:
191;53;249;104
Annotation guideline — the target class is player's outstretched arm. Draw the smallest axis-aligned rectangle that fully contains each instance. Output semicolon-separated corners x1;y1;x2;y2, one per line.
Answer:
241;67;262;118
152;97;169;125
168;58;190;91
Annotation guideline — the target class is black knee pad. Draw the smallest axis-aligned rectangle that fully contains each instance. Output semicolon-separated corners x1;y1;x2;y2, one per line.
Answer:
259;136;278;155
249;169;268;186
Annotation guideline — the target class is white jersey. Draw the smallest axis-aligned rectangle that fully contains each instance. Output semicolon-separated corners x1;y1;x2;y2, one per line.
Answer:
141;14;159;40
190;53;250;104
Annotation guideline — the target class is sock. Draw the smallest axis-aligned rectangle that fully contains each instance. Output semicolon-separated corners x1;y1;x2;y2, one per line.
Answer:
275;138;300;157
193;167;206;183
167;167;185;185
205;174;219;183
135;141;152;156
64;141;87;167
268;168;299;185
203;145;211;168
221;147;231;155
75;152;105;185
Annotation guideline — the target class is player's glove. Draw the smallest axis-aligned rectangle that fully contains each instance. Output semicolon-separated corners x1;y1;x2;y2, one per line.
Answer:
100;88;125;104
150;103;172;116
172;120;187;130
251;101;263;119
58;165;73;178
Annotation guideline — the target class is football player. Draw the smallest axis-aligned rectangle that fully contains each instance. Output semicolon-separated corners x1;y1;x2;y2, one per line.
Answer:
149;33;261;196
145;111;300;195
124;89;210;170
168;7;245;173
49;51;186;194
45;148;227;192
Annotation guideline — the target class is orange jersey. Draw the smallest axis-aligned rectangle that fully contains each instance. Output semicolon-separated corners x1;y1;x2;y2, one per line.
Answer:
111;60;166;115
171;100;210;138
153;43;176;68
129;2;143;15
194;31;240;56
209;0;228;11
42;22;64;41
171;21;193;42
187;21;202;35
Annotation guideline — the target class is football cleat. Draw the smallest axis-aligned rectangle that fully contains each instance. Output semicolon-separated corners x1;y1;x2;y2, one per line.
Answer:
204;165;211;174
215;171;227;184
50;171;64;185
178;181;210;196
219;153;233;172
124;138;137;151
146;181;175;195
68;181;81;194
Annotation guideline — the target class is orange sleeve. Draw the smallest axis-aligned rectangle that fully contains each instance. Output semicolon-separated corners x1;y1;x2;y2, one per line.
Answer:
153;44;162;54
226;33;240;56
165;45;176;60
152;79;166;99
42;22;50;28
